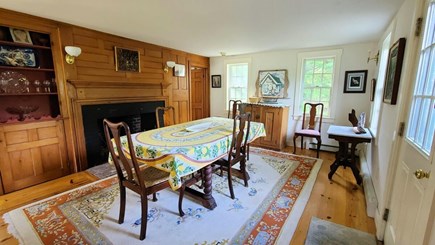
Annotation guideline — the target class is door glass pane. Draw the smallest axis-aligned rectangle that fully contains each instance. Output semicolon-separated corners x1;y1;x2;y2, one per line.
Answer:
406;1;435;154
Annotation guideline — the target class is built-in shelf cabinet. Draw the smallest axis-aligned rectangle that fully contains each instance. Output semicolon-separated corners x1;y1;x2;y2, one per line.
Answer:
0;25;68;194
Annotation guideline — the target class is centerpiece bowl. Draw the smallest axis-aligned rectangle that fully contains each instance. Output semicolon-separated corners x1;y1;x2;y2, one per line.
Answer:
6;105;39;121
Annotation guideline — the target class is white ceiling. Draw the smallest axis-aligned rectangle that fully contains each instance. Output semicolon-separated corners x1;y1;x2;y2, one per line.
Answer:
0;0;404;57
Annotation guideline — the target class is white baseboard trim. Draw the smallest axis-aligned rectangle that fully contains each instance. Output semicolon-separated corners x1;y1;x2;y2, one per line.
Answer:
359;151;377;218
375;208;387;241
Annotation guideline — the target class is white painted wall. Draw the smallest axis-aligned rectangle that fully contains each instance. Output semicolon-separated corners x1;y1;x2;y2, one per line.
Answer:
365;0;420;239
210;42;377;147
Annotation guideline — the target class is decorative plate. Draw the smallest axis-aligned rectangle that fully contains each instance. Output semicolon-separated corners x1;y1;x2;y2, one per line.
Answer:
0;71;29;93
0;46;36;67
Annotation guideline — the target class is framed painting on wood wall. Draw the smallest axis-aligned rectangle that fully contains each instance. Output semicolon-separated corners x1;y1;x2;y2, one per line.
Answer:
114;46;140;72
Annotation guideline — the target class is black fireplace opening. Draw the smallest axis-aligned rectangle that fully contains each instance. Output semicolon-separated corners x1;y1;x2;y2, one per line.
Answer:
82;101;165;168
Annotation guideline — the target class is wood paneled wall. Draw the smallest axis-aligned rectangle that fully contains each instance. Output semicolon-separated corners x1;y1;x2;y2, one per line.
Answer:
0;8;210;171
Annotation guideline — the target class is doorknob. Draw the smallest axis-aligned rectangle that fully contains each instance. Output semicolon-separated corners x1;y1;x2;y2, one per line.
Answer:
414;169;430;179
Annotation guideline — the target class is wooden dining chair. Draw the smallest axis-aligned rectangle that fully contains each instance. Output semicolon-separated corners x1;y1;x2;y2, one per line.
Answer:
228;99;242;119
103;118;185;240
228;99;251;159
155;106;175;128
214;113;251;199
293;103;324;158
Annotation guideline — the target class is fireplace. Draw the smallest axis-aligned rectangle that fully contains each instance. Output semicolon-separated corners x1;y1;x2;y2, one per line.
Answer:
81;101;164;168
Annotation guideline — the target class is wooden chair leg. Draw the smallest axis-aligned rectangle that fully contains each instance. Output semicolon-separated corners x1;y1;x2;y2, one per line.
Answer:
139;195;148;240
293;135;297;154
316;138;322;158
241;159;248;187
300;136;304;150
247;144;250;160
178;184;185;217
152;193;158;202
119;185;126;224
227;165;235;199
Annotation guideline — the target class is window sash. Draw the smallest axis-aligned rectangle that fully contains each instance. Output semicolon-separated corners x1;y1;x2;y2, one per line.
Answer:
301;57;335;117
227;63;248;103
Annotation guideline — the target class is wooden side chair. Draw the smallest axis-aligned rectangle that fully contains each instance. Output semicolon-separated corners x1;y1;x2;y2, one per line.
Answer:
155;106;175;128
214;113;251;199
228;99;251;159
293;103;324;158
228;99;242;119
103;119;185;240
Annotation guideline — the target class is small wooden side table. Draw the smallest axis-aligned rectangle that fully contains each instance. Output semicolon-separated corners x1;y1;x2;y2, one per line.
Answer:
327;125;372;185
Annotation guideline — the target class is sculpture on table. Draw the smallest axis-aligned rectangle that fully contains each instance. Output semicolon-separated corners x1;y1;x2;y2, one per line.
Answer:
348;109;367;134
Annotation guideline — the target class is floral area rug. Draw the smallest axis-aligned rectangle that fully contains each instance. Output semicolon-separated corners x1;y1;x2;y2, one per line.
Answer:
4;148;322;245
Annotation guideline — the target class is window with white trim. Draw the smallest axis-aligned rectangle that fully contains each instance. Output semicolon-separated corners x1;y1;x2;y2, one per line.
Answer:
296;50;342;118
406;0;435;155
227;63;249;104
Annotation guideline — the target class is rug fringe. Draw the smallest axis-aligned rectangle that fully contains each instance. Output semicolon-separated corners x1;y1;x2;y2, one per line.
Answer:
3;213;24;244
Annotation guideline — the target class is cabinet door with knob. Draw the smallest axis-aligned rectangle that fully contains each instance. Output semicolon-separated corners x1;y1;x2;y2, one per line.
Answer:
243;103;289;150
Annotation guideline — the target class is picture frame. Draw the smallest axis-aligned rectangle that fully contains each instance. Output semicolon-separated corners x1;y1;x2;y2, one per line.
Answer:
370;78;376;101
211;75;221;88
343;70;367;93
9;28;32;44
255;69;289;103
114;46;140;72
0;46;37;67
174;64;185;77
383;38;406;105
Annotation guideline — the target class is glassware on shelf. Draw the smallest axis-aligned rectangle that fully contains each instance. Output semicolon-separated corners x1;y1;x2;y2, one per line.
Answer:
23;80;30;93
0;71;28;94
43;80;51;92
51;78;56;92
33;80;41;93
0;79;7;93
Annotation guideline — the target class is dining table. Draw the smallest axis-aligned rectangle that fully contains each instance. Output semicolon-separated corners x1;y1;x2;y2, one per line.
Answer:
113;116;266;209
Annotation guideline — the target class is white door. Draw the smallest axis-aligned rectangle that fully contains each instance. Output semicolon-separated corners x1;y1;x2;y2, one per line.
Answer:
384;1;435;244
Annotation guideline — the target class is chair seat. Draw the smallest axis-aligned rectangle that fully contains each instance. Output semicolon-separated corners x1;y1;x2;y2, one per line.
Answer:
295;129;321;136
141;167;169;187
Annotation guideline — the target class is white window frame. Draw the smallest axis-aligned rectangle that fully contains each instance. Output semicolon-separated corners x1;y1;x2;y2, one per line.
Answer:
224;58;251;109
295;49;342;120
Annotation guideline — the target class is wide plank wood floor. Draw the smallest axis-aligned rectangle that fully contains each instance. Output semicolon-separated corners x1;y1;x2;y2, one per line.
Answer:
0;147;375;244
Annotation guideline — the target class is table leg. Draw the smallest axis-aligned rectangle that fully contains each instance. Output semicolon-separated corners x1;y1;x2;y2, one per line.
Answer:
328;142;347;180
349;143;362;185
202;165;217;209
328;160;340;180
328;141;363;185
184;165;217;210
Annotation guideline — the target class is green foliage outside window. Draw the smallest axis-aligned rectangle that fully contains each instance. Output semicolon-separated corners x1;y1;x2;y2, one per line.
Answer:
301;58;334;116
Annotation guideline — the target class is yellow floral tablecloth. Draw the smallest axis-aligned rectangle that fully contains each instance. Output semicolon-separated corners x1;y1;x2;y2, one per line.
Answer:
117;117;266;190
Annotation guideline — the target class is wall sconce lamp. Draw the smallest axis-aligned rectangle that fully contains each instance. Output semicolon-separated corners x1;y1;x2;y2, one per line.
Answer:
367;50;379;65
65;46;82;64
164;61;176;73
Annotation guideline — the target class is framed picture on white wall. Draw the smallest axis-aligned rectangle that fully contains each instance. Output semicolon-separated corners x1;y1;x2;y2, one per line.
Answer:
343;70;367;93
